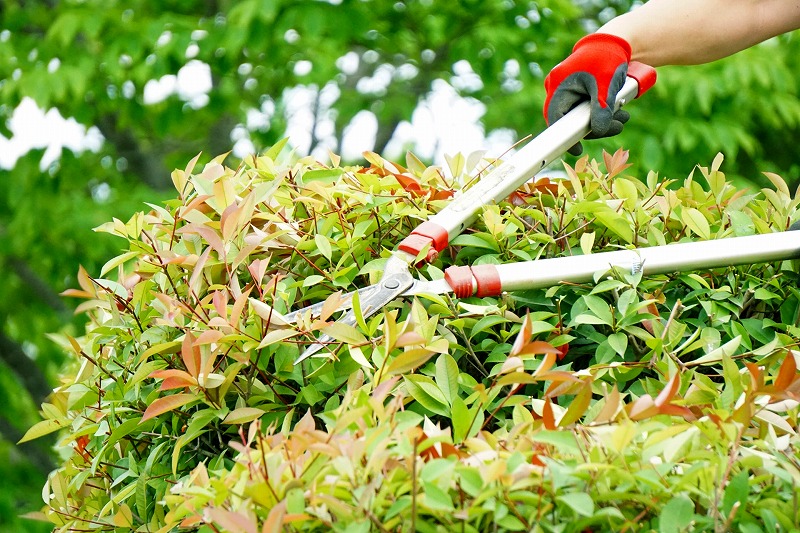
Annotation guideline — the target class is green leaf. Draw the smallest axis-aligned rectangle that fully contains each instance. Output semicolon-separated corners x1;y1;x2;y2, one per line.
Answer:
557;492;594;517
435;354;459;405
682;207;711;240
450;233;500;252
659;495;695;533
314;234;333;261
608;332;628;356
403;375;449;416
421;482;454;511
594;210;633;243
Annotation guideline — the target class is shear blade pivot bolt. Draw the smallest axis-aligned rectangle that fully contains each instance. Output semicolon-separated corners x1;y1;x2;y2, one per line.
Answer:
384;279;400;289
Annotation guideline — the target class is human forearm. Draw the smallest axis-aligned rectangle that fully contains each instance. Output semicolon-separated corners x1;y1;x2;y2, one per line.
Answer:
598;0;800;66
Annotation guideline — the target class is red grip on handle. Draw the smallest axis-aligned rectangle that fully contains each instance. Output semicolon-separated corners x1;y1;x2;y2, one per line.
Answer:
444;265;502;299
398;221;449;262
627;61;656;98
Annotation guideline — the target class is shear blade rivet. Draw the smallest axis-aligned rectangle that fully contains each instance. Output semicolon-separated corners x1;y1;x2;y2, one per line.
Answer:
384;279;400;289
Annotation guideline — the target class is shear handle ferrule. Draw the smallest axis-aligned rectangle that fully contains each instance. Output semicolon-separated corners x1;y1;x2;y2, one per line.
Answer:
398;221;449;262
444;264;502;298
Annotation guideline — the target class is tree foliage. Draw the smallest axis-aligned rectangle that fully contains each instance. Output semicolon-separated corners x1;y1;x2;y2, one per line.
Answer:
23;144;800;532
2;1;800;530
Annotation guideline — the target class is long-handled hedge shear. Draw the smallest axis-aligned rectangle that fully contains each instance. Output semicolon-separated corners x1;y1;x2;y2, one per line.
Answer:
285;63;800;364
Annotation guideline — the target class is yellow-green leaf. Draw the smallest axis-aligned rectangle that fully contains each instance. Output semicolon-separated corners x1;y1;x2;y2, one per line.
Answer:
18;418;66;443
682;207;710;240
386;348;435;376
222;407;264;425
321;322;367;345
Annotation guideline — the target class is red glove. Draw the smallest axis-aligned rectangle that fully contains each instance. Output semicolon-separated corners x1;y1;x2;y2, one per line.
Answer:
544;33;632;155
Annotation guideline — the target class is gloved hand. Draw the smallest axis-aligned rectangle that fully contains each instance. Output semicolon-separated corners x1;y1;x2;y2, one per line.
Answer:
544;33;632;156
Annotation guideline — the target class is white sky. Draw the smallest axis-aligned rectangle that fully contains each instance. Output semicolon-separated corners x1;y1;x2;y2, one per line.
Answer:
0;60;516;172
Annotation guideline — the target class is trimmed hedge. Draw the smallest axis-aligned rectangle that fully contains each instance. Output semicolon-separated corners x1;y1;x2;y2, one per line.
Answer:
25;144;800;532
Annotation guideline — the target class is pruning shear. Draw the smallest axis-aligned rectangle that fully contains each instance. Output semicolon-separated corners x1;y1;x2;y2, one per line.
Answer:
282;62;796;364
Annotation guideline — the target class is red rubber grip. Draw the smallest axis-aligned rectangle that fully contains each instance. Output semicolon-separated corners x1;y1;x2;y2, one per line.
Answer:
398;221;449;262
444;265;474;298
471;265;502;297
628;61;657;98
444;265;502;298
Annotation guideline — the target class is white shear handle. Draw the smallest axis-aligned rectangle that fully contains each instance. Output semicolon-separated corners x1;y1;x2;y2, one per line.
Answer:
398;62;657;261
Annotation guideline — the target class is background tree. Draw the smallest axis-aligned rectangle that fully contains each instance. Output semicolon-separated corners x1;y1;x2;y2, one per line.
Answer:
1;0;799;530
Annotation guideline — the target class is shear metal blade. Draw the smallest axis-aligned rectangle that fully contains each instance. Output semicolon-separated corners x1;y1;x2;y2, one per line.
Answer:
294;264;415;364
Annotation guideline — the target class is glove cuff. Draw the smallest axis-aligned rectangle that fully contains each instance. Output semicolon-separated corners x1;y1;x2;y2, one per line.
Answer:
573;33;632;60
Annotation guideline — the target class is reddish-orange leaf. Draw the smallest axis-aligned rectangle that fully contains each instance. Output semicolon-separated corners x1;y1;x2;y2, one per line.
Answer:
556;343;570;361
542;398;556;430
510;312;534;356
60;288;94;299
180;516;203;528
150;369;197;390
593;384;621;424
431;189;455;201
773;353;798;392
150;369;195;381
247;259;268;286
659;404;695;420
195;329;224;346
518;341;561;357
628;395;658;420
182;332;201;378
262;501;287;533
319;291;344;323
394;172;424;196
746;362;764;392
532;177;559;196
654;373;681;408
603;148;632;179
212;291;229;319
160;377;196;391
141;393;197;422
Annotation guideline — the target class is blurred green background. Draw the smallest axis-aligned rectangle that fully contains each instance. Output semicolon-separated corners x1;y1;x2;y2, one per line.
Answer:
1;1;800;530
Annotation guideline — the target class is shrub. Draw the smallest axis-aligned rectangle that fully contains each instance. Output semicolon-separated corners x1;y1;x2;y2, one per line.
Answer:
23;143;800;532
